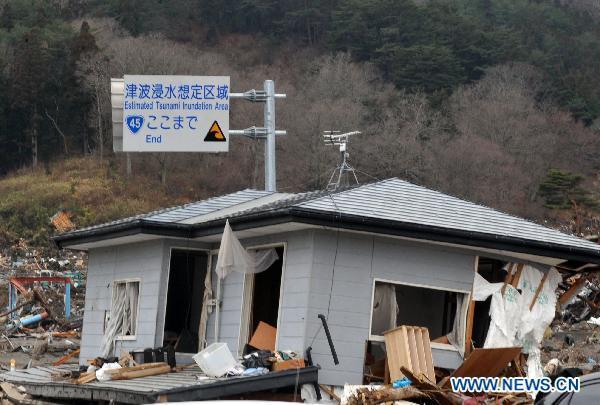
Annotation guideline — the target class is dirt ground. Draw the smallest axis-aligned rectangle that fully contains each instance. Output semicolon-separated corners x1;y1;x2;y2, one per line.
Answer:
0;336;80;370
541;320;600;373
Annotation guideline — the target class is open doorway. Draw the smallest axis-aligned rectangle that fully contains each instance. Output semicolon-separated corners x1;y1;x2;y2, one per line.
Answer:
241;246;284;350
163;249;208;353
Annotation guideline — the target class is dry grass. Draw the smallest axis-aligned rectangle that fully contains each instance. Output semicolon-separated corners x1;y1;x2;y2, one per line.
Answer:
0;157;188;249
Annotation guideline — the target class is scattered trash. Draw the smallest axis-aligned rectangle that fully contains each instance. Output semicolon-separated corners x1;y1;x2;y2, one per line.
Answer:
391;377;411;388
248;321;277;351
96;362;121;382
193;342;237;377
588;316;600;326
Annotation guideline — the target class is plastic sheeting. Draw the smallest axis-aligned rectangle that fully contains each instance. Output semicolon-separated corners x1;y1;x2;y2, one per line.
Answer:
472;265;561;380
371;283;398;335
447;293;470;357
197;265;213;350
214;220;279;279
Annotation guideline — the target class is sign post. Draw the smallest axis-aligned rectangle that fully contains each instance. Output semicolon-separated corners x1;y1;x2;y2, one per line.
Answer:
112;77;286;191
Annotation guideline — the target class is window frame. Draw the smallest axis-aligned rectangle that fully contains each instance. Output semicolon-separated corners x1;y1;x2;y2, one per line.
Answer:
112;278;141;341
368;277;470;352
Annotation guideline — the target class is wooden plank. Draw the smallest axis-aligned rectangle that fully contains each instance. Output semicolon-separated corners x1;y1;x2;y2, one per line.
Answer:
420;328;435;383
465;256;479;356
105;362;167;375
76;372;96;384
413;328;426;378
406;327;420;376
559;276;586;307
384;325;410;381
530;270;550;311
449;347;522;381
111;365;172;380
511;263;524;288
384;325;435;383
53;348;80;366
500;263;515;296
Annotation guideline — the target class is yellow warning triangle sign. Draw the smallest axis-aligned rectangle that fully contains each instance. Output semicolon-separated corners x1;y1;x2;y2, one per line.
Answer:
204;121;226;142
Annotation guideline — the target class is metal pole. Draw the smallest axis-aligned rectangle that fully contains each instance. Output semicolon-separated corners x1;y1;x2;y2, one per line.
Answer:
264;80;276;192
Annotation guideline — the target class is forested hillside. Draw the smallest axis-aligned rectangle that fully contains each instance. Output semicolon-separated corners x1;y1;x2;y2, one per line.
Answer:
0;0;599;248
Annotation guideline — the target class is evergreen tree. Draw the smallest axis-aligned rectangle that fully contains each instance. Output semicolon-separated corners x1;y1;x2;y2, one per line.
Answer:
538;169;597;210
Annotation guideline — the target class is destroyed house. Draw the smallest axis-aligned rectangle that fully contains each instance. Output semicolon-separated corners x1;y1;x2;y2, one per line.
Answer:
53;178;600;386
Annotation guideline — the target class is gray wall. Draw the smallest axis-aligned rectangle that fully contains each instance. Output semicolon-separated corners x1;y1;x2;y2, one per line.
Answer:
80;229;477;386
205;230;315;356
80;238;210;363
80;239;165;363
305;230;476;385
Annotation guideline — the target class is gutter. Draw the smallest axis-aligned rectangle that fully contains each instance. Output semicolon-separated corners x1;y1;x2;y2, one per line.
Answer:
53;207;600;264
52;219;194;249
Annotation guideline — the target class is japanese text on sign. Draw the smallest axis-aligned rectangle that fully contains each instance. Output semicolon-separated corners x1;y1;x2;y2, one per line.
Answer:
122;75;230;152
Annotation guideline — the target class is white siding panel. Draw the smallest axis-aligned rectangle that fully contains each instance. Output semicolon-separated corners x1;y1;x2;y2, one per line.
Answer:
79;239;165;364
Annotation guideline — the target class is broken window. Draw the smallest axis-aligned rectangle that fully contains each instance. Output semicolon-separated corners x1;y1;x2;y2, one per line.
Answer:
100;279;140;357
370;280;468;349
114;280;139;338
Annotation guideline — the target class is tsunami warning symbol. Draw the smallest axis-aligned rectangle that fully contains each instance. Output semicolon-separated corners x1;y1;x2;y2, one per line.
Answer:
204;121;226;142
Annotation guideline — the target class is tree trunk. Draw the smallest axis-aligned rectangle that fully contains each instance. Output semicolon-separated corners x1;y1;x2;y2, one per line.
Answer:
95;85;103;162
83;112;89;154
160;153;167;185
32;106;38;168
126;153;132;178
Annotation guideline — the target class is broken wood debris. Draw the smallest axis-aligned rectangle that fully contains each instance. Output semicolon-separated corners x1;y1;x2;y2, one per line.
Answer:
383;325;435;383
75;362;172;384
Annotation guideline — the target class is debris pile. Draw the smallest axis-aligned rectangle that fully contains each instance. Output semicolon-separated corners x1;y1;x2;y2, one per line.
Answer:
0;238;86;369
558;274;600;325
540;273;600;376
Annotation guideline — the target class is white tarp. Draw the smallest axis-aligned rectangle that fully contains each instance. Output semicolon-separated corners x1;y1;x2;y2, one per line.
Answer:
214;220;278;279
447;293;470;357
197;266;213;349
473;264;561;380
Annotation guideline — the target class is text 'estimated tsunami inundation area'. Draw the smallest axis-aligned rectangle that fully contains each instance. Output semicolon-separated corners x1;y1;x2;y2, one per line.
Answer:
123;75;230;152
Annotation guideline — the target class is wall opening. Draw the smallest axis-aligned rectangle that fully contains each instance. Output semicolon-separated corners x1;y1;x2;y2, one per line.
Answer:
163;249;208;353
243;246;284;350
370;280;467;342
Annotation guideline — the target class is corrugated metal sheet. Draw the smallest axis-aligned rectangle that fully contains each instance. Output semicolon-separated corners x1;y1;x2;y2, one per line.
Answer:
295;178;600;252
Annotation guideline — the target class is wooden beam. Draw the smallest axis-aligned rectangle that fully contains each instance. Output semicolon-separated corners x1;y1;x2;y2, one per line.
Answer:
111;364;171;380
465;256;479;356
501;263;515;296
558;277;587;307
53;348;80;366
510;263;524;289
319;384;340;402
530;270;550;311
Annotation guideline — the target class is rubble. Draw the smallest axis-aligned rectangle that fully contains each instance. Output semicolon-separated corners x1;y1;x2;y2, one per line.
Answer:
0;238;86;371
541;273;600;375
